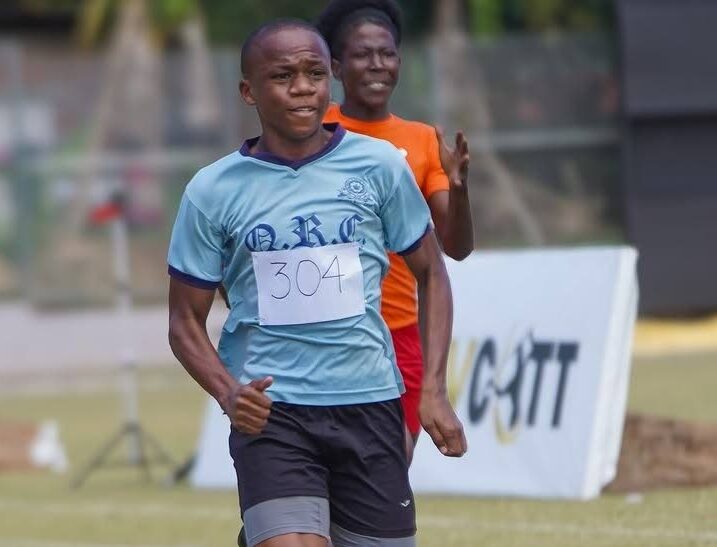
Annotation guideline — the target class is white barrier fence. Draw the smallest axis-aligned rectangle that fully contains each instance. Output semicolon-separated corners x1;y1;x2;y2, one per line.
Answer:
191;246;638;499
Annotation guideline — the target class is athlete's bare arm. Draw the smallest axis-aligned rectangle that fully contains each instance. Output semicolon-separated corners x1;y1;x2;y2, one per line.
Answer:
428;128;474;261
403;231;467;457
168;278;272;434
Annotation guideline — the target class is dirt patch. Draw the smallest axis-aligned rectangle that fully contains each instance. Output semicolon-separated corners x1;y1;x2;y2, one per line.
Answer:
0;422;39;472
606;413;717;492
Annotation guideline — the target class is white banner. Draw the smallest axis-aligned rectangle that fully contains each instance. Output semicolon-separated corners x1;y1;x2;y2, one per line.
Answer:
191;246;638;499
410;246;638;499
190;397;233;489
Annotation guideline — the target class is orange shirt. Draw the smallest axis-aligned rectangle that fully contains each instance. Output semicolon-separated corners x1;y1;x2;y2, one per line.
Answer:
324;103;449;330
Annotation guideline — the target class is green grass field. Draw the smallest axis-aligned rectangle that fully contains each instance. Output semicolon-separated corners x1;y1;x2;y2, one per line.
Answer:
0;352;716;547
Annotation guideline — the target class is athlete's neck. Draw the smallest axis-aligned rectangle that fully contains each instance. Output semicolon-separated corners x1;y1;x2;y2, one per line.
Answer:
340;101;391;122
252;127;332;161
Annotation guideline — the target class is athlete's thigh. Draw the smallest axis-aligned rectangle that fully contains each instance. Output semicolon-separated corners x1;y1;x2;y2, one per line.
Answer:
326;399;416;540
242;496;331;546
230;404;331;545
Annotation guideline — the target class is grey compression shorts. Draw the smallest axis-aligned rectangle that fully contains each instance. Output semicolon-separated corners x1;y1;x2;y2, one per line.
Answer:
243;496;416;546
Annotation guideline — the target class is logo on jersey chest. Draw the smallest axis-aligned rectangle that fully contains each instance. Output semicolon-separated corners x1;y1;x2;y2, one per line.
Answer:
337;177;374;206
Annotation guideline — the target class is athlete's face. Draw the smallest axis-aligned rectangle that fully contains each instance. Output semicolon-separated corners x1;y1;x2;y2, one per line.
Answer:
240;28;331;142
333;22;400;115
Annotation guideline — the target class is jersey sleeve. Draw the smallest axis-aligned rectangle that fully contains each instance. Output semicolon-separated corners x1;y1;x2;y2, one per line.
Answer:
379;152;432;255
167;194;224;289
423;128;450;198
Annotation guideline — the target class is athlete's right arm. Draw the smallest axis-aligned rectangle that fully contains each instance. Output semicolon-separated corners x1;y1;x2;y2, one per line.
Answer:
168;278;272;435
403;234;467;458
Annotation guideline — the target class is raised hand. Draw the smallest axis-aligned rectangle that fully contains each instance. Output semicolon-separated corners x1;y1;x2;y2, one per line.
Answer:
435;127;470;190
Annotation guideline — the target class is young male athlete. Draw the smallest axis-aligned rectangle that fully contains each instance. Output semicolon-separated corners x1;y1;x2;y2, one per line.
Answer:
167;19;466;547
317;0;474;461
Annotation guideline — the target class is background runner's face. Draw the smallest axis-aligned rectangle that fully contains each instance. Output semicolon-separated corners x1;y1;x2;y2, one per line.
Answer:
336;22;400;116
242;28;331;142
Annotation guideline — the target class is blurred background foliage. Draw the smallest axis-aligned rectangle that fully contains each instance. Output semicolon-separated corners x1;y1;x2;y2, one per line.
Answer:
11;0;615;45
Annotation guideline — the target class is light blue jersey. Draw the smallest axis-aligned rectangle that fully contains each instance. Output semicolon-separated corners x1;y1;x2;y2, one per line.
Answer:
168;124;431;405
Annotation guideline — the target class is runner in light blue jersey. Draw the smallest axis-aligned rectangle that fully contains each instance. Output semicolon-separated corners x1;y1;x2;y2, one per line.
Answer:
167;19;466;547
168;125;430;405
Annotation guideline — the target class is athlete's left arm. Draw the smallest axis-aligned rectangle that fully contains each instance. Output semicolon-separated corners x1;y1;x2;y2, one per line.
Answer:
428;128;474;261
403;231;468;458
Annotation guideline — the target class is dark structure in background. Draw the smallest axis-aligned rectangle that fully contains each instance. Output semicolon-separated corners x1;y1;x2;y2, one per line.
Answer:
0;4;75;38
618;0;717;315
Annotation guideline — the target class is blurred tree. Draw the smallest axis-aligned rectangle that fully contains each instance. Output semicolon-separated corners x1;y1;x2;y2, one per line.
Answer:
433;0;545;245
523;0;564;30
198;0;435;45
469;0;504;35
17;0;614;41
197;0;324;45
76;0;220;143
399;0;434;38
467;0;614;36
76;0;201;47
69;0;221;233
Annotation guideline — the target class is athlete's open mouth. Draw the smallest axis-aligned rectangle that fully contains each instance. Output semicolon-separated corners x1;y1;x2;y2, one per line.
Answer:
365;82;391;91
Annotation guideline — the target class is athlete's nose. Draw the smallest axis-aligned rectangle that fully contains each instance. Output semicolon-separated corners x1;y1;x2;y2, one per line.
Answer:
368;51;385;70
290;73;315;95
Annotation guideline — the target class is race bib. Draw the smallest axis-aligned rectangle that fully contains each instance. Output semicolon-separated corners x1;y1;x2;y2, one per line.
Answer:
252;243;366;326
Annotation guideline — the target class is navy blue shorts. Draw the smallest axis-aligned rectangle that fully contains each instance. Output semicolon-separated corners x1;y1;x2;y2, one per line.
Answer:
229;398;416;539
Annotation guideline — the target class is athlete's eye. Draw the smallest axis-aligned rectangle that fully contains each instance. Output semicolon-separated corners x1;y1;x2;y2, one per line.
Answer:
311;69;328;78
272;72;292;81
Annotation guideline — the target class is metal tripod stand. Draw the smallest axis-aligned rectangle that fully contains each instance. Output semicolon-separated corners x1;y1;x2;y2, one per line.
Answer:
71;198;175;488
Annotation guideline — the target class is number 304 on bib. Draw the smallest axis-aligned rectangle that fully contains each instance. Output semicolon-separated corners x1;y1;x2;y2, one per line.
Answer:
251;242;366;326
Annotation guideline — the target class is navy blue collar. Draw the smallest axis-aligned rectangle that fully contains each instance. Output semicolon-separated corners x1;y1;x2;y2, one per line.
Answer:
239;123;346;170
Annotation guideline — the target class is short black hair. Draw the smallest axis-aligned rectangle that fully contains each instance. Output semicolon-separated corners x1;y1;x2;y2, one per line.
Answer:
240;18;328;77
316;0;403;60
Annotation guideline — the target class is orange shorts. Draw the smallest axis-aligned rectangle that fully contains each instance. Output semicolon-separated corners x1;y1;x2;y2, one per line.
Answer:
390;323;424;436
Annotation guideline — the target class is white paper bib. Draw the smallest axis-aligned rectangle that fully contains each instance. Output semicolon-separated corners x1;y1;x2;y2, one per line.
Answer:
252;242;366;326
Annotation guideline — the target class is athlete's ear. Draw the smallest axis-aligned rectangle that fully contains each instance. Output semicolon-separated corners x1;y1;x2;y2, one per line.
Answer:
331;58;342;80
239;79;256;106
